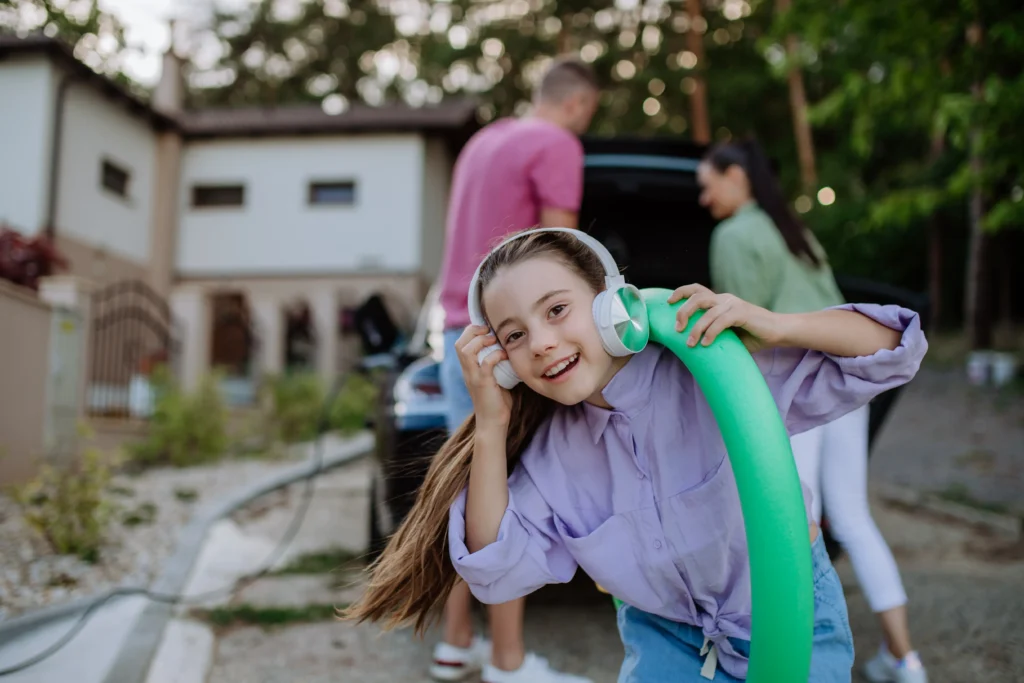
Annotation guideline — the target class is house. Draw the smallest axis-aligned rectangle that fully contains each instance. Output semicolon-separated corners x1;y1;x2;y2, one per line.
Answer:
0;34;479;414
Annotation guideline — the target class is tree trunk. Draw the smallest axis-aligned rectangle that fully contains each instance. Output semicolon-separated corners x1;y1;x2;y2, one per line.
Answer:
964;121;993;350
926;132;946;333
685;0;711;144
775;0;817;193
964;25;993;350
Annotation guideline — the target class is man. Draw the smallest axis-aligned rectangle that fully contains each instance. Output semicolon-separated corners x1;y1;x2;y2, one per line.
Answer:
430;57;600;683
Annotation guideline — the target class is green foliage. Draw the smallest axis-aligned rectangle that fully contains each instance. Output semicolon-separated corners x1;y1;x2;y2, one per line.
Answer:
127;366;229;468
10;449;115;562
0;0;138;92
328;372;380;435
260;371;380;445
260;372;326;443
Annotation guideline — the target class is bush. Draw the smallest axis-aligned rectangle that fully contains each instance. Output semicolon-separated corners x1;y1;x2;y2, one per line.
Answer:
127;366;229;468
260;371;380;444
0;225;68;290
260;372;325;443
11;449;115;562
328;372;380;435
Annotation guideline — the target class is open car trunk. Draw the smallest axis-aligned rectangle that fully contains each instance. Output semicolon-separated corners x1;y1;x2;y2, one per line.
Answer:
579;137;717;291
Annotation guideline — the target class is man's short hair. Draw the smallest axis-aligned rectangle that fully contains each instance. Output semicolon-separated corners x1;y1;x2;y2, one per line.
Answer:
535;56;599;103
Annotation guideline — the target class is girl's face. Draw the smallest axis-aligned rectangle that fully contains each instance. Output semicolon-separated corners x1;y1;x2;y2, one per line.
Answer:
697;161;752;220
482;256;627;408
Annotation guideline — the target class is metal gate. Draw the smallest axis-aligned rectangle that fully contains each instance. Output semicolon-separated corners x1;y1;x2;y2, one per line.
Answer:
87;279;177;419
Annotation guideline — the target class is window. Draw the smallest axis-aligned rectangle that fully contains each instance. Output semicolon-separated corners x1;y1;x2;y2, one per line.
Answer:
101;159;130;198
192;185;245;208
309;181;356;206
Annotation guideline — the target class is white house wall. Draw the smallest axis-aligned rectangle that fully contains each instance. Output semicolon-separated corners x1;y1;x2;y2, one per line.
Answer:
0;56;54;235
54;73;157;266
419;137;452;283
176;134;426;276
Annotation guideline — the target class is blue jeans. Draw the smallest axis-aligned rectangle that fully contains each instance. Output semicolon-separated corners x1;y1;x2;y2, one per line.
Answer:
616;534;854;682
440;328;475;434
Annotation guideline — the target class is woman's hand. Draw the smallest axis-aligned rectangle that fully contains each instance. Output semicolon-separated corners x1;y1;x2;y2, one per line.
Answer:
667;284;783;353
455;325;513;428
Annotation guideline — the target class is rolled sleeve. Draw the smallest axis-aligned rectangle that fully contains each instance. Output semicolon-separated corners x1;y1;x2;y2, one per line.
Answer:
757;303;928;435
448;468;577;604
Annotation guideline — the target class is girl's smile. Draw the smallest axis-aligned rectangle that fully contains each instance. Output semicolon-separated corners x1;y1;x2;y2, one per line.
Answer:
482;256;626;407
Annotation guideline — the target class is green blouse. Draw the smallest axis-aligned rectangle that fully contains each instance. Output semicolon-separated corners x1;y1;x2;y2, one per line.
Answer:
709;202;844;314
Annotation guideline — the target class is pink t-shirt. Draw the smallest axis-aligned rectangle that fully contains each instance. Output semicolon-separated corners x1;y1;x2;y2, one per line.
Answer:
438;117;585;329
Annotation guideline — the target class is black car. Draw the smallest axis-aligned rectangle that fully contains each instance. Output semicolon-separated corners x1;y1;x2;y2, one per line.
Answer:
365;136;929;581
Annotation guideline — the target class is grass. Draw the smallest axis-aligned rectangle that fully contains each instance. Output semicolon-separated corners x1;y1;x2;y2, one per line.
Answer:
173;487;198;503
935;483;1010;515
269;547;365;576
192;603;343;630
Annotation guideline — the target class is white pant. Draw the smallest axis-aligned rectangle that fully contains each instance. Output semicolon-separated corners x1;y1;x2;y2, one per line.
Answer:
791;404;908;613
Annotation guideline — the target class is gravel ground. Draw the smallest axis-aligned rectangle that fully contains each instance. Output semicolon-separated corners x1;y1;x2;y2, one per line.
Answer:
871;367;1024;514
0;451;308;621
204;454;1024;683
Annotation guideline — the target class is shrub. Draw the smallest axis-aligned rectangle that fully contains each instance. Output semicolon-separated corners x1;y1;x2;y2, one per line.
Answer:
328;372;380;435
0;225;68;290
261;371;380;444
260;372;325;443
127;366;229;467
11;449;115;562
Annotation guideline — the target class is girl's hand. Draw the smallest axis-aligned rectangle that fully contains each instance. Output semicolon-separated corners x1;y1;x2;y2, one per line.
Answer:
455;325;513;428
667;284;782;353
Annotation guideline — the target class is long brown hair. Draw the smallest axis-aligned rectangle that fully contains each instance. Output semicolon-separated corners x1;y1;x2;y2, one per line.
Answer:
704;139;824;268
341;229;607;634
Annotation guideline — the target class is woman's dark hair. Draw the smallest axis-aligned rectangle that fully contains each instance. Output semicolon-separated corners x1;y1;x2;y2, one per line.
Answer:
704;139;823;268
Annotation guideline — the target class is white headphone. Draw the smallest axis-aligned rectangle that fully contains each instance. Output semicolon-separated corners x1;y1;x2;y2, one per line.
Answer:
466;227;650;389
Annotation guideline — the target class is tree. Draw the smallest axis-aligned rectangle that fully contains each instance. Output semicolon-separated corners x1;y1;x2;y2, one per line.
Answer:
0;0;135;90
185;0;403;109
775;0;1024;342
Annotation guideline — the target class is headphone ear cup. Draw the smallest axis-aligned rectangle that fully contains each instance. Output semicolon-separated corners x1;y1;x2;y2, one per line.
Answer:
493;360;521;390
593;286;650;357
477;344;522;389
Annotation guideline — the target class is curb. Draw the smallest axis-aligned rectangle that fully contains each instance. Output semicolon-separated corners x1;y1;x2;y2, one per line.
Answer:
0;432;374;682
874;483;1022;540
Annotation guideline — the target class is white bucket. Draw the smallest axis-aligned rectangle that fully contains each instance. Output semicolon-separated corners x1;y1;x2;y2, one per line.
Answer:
966;351;992;386
990;352;1019;387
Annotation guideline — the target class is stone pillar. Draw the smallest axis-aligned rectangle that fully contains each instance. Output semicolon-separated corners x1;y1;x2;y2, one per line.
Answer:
38;275;96;427
310;289;338;383
250;293;284;379
148;131;182;299
169;286;210;393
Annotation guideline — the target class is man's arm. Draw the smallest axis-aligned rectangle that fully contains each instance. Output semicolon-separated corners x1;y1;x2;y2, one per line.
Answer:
539;207;578;229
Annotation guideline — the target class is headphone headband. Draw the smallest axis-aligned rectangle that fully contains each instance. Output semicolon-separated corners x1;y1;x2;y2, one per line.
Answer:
466;227;624;327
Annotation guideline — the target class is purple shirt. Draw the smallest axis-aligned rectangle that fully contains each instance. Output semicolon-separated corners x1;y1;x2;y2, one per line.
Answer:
438;117;585;330
449;303;927;679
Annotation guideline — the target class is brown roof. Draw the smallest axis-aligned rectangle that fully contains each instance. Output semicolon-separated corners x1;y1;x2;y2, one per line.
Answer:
0;34;480;138
179;99;480;139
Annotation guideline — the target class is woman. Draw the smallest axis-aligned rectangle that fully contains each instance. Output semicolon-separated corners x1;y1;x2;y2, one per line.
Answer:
697;139;928;683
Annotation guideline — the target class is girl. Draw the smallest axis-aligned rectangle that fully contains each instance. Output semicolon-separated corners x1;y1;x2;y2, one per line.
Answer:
699;139;928;683
345;228;928;683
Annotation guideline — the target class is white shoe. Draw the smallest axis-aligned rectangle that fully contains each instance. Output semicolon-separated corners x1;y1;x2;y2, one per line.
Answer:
483;652;593;683
863;645;928;683
429;636;491;681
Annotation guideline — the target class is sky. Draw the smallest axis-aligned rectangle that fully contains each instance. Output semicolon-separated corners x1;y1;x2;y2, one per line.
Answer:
99;0;249;86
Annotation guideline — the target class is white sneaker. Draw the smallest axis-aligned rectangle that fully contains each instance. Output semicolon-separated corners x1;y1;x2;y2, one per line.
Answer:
483;652;593;683
429;636;491;681
863;645;928;683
